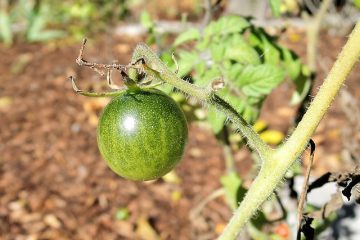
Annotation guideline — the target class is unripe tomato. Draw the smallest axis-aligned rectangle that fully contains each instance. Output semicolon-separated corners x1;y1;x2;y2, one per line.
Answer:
97;88;188;181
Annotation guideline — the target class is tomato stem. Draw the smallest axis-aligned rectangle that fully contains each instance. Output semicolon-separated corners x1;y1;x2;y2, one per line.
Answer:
130;21;360;240
131;44;273;161
218;21;360;240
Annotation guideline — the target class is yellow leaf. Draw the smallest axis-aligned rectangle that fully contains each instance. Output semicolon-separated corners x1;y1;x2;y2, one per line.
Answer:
136;216;160;240
260;130;284;145
0;97;12;109
253;119;268;133
162;170;181;184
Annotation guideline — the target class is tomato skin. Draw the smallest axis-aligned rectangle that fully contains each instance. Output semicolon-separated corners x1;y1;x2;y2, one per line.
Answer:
97;88;188;181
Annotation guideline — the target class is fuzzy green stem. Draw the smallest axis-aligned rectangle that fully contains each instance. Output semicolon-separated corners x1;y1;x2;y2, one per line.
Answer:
132;44;272;160
278;22;360;163
218;21;360;240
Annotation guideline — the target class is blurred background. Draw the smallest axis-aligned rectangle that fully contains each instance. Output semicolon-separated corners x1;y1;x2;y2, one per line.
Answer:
1;0;360;239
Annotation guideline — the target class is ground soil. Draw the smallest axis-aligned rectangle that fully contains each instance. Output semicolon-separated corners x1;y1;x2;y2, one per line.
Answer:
0;28;359;240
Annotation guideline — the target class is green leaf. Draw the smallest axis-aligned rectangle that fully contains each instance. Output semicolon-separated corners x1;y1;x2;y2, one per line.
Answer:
207;106;227;134
354;0;360;9
205;15;250;38
290;74;311;105
0;11;13;45
281;47;302;80
236;65;285;98
28;30;65;42
194;60;206;78
220;172;246;210
115;207;130;221
140;11;154;29
226;63;244;81
195;66;221;86
210;43;226;62
26;5;65;42
173;28;200;46
177;50;198;76
269;0;281;18
262;35;281;65
225;42;260;65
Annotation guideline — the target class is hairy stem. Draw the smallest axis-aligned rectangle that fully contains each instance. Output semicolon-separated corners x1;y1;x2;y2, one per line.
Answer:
278;22;360;163
219;21;360;240
132;44;273;160
128;21;360;239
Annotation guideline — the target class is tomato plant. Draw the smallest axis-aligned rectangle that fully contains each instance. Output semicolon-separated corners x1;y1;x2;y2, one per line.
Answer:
97;88;188;181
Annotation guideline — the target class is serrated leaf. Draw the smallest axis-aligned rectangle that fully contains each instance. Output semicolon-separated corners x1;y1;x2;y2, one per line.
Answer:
236;65;285;98
223;35;260;65
269;0;281;18
205;15;250;38
262;35;280;65
174;28;200;46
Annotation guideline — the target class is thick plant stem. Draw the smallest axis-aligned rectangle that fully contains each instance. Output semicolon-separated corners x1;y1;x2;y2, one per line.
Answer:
278;22;360;163
132;44;273;160
218;22;360;240
218;159;286;240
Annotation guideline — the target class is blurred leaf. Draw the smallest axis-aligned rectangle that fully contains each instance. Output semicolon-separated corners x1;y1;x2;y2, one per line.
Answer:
253;119;268;133
354;0;360;9
225;42;260;65
225;63;244;81
262;35;281;65
177;51;198;76
220;172;245;210
171;190;182;202
269;0;281;18
195;65;221;86
140;11;154;29
174;28;200;46
162;170;181;184
210;43;226;62
0;11;13;45
26;5;65;42
260;130;284;145
205;15;250;37
0;97;12;109
27;29;65;42
290;75;311;105
281;47;302;80
236;65;285;98
11;53;32;75
247;220;269;240
116;207;130;221
136;216;160;240
207;106;227;134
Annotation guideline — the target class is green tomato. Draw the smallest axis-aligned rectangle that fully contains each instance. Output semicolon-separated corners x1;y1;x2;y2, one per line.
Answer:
97;88;188;181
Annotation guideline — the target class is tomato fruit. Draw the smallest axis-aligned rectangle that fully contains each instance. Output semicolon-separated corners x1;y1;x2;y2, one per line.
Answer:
97;88;188;181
